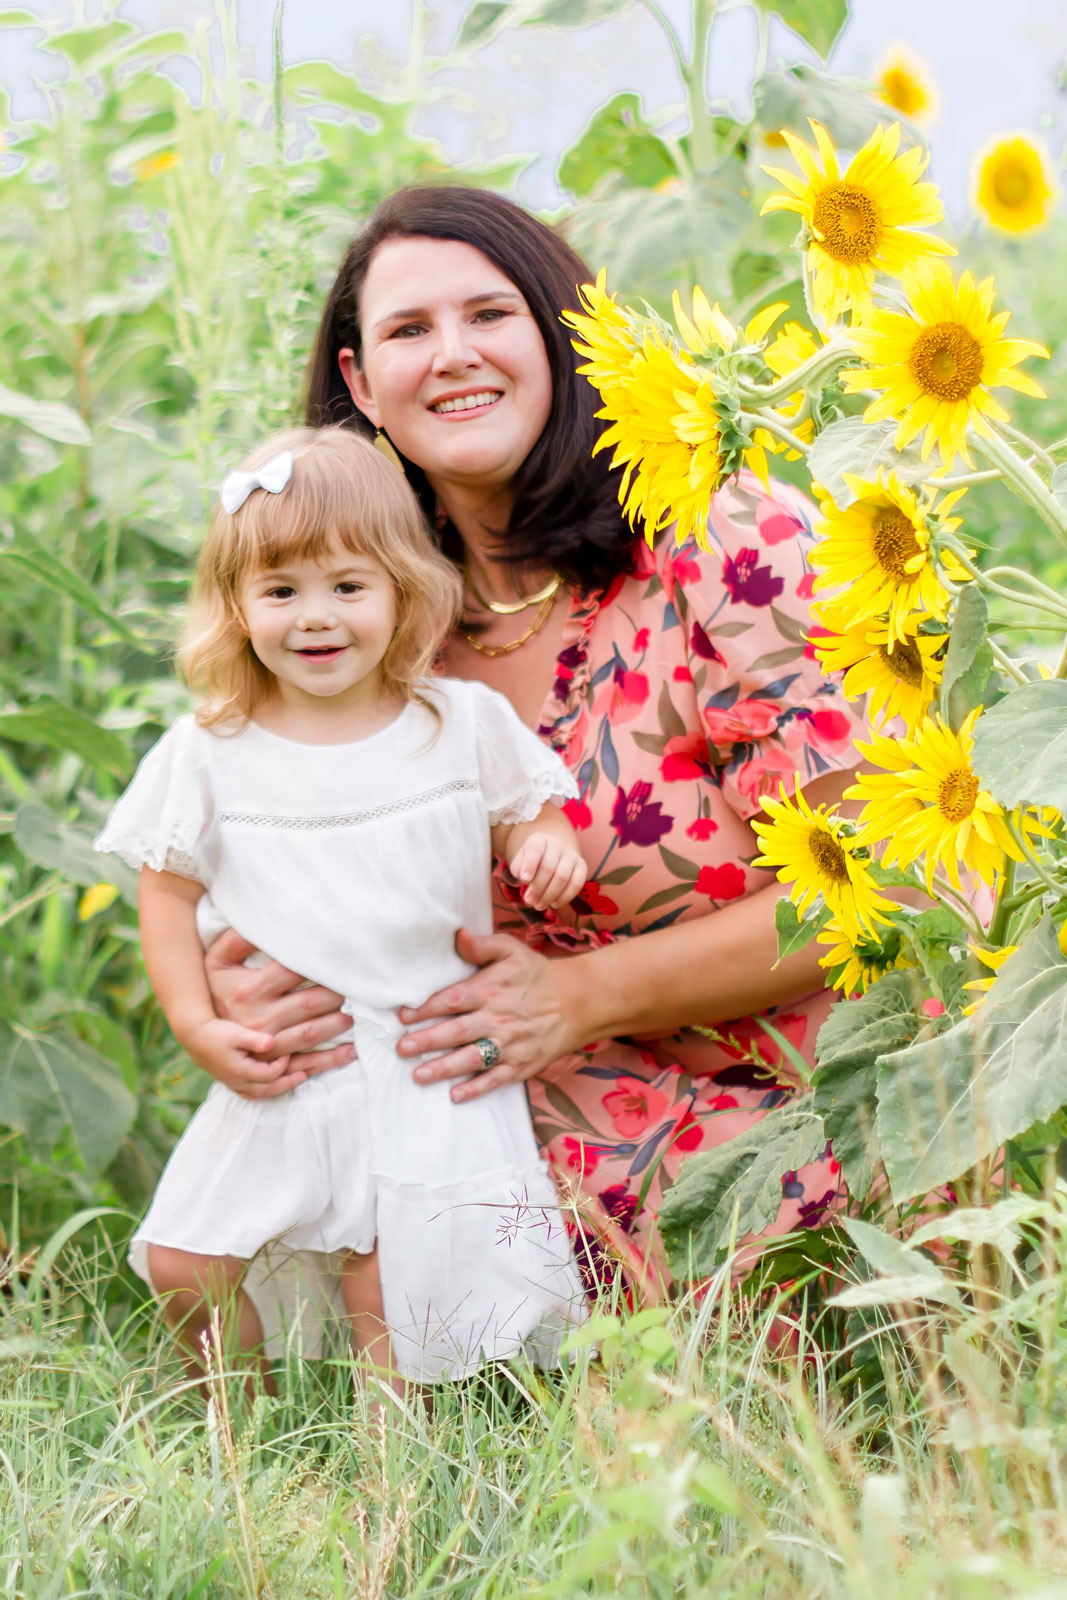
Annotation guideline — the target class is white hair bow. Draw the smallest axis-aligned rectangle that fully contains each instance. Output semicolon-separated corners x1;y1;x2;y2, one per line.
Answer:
219;450;294;515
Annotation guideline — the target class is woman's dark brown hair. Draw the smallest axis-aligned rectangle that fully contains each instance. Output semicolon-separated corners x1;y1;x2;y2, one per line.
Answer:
305;185;634;595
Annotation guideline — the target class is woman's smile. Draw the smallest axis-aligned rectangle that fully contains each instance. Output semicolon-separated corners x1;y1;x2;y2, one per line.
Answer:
429;388;504;417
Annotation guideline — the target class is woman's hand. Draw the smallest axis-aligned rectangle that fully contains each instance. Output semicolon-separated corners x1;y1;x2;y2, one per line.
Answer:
396;928;587;1103
203;929;356;1093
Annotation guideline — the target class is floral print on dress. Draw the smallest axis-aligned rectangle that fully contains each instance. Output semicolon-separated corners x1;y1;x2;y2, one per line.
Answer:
485;475;867;1298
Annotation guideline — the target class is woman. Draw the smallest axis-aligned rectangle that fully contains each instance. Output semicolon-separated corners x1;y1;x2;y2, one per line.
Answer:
204;186;866;1304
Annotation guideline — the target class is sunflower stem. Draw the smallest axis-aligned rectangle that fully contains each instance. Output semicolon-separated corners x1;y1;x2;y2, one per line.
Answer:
987;858;1017;948
736;336;853;409
927;875;987;942
941;537;1067;623
988;640;1027;685
976;429;1067;555
928;469;1002;490
1054;635;1067;679
1000;419;1056;475
636;0;689;89
686;0;717;175
1007;821;1064;896
743;408;811;456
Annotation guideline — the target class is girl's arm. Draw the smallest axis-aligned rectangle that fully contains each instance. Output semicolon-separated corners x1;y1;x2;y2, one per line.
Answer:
139;868;290;1096
491;803;587;912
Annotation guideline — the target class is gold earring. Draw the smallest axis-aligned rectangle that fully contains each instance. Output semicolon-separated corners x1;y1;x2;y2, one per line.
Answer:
373;429;404;473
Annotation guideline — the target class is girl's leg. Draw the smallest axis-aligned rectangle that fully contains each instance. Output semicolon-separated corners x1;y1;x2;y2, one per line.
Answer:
339;1247;407;1399
146;1244;273;1395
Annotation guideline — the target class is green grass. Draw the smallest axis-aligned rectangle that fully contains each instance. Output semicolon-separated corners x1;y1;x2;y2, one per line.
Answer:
4;1214;1067;1598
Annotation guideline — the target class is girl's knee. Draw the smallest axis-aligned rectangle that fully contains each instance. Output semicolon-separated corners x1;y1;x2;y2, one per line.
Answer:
146;1244;245;1301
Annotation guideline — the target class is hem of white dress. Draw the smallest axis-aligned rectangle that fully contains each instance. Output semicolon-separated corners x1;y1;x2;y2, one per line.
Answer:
130;1233;376;1285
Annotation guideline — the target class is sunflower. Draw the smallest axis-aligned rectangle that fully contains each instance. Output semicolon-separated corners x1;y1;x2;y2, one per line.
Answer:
842;260;1049;467
753;784;891;941
564;270;642;395
810;472;969;643
817;917;913;997
811;606;947;732
761;119;952;323
847;710;1026;891
594;333;718;547
962;943;1017;1014
876;48;936;122
974;133;1058;235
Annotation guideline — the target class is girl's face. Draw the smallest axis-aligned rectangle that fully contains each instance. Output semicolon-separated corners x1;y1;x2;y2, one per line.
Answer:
239;541;398;713
340;237;554;498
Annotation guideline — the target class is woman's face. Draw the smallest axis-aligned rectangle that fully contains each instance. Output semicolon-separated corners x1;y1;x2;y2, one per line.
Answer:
340;236;554;498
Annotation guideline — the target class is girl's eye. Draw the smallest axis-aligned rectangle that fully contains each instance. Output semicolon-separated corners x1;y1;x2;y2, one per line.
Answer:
265;586;295;599
335;582;362;595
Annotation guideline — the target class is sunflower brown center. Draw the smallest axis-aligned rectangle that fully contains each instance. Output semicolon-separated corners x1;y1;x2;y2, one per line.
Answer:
908;321;984;401
871;505;922;579
937;767;979;823
878;639;925;686
808;825;850;884
992;161;1032;209
811;183;882;264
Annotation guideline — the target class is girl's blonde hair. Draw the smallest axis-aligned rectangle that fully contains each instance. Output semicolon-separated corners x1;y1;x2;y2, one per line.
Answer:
180;426;462;729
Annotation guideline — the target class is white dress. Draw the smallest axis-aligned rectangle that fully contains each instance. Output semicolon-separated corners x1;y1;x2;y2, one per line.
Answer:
95;677;588;1380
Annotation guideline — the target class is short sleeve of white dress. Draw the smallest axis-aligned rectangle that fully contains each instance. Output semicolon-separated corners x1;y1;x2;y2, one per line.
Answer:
94;715;215;883
471;681;578;825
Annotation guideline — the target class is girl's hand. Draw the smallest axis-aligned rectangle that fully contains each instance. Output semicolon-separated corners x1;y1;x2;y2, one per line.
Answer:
180;1016;303;1101
508;833;588;911
204;929;356;1084
396;928;589;1103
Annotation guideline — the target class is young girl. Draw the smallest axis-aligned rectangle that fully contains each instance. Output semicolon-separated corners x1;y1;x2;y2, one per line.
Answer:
95;426;589;1386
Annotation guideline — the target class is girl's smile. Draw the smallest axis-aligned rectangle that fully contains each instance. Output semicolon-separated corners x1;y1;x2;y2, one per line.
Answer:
239;543;399;732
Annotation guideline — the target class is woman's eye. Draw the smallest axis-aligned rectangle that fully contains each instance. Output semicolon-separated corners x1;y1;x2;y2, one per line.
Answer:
473;308;508;324
389;323;424;339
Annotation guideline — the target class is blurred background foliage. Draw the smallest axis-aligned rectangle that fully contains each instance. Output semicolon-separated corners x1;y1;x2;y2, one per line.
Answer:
0;0;1065;1255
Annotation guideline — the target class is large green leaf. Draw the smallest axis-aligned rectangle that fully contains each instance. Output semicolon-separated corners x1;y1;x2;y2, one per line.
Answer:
0;383;90;445
0;540;144;644
658;1104;828;1277
811;971;923;1197
971;679;1067;813
939;585;992;732
558;93;676;198
875;919;1067;1203
13;804;138;903
752;0;849;60
0;1020;137;1180
806;417;926;507
455;0;631;48
755;64;903;152
0;701;130;779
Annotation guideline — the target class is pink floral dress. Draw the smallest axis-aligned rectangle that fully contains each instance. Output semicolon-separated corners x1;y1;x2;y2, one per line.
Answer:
489;476;869;1296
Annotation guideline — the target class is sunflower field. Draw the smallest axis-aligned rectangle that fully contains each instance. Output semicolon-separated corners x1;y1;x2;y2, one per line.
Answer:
5;2;1067;1593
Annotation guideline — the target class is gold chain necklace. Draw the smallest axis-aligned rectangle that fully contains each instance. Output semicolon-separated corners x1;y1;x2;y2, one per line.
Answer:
460;588;558;657
464;563;562;615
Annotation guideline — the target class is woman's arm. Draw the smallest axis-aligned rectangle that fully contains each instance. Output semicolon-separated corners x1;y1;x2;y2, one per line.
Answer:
139;869;310;1099
397;766;859;1102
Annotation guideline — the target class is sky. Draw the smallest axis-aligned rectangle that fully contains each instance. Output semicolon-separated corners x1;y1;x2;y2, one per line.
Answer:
6;1;1067;221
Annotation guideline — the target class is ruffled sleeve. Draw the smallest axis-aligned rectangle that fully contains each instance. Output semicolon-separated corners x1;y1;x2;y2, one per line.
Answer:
674;475;867;822
94;715;215;882
471;681;578;826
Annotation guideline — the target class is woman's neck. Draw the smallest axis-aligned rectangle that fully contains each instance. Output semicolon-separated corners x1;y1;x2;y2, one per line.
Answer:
432;479;553;607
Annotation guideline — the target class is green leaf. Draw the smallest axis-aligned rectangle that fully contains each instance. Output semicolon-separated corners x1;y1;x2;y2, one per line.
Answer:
971;679;1067;813
636;882;694;916
658;1105;828;1276
13;805;138;903
811;971;924;1197
0;11;40;26
558;93;675;198
939;585;991;732
806;417;926;507
0;384;90;446
657;681;687;742
755;63;900;152
831;1217;961;1309
875;919;1067;1203
752;0;849;59
1;541;144;644
0;1021;137;1180
774;896;830;962
0;701;130;779
49;19;136;63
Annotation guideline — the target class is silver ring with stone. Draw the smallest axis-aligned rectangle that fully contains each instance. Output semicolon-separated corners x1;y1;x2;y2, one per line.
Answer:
473;1037;500;1073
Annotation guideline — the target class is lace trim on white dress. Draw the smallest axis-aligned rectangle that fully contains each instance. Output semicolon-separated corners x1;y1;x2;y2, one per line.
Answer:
219;778;479;831
94;827;204;881
487;768;577;827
